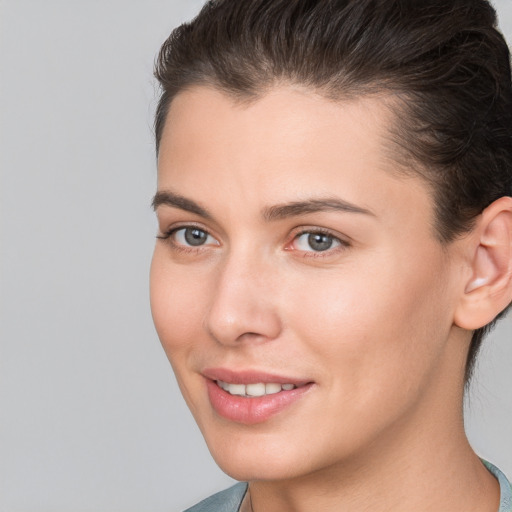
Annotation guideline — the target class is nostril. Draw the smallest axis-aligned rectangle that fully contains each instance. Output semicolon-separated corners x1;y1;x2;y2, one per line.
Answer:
204;309;282;346
235;331;273;344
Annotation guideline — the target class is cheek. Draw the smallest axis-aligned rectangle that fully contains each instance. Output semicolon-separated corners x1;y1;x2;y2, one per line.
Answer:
267;254;452;462
150;251;215;419
150;250;207;357
284;247;451;399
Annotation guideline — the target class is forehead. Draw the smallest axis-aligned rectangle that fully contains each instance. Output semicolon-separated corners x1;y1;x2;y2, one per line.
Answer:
159;85;398;172
157;85;434;234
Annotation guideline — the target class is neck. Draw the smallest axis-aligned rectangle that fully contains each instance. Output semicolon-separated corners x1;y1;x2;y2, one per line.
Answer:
243;337;500;512
245;427;498;512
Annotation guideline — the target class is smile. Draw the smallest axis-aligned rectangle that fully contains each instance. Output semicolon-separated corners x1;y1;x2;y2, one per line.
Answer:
203;369;314;424
216;380;298;397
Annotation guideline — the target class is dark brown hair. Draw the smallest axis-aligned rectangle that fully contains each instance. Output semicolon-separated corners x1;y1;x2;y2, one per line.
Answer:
154;0;512;384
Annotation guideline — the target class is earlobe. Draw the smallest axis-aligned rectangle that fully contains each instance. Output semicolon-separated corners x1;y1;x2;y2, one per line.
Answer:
454;197;512;330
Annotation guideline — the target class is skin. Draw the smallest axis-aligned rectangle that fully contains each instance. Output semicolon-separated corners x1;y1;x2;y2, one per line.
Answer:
150;86;501;512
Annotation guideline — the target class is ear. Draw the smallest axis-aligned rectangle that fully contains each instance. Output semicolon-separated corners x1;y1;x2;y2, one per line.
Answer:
454;196;512;330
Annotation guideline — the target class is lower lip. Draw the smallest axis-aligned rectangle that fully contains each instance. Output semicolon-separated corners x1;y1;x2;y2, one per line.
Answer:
206;379;313;425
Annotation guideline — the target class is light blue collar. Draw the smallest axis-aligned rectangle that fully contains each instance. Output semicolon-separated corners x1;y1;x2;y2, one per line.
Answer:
482;460;512;512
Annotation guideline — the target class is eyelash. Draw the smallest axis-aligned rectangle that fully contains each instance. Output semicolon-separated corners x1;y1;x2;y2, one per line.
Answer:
288;228;349;257
157;225;350;257
156;224;217;254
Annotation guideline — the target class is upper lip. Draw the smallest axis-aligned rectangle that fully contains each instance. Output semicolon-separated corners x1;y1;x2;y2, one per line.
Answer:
202;367;312;386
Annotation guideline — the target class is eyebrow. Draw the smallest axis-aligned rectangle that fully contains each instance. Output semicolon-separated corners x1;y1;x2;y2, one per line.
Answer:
152;190;374;221
262;198;374;221
152;190;212;219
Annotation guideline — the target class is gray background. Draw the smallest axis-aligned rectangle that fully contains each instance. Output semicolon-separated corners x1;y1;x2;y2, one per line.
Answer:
0;1;511;511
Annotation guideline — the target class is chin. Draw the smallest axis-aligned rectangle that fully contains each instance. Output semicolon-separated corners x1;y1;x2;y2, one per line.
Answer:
202;425;340;483
213;452;304;482
203;432;281;480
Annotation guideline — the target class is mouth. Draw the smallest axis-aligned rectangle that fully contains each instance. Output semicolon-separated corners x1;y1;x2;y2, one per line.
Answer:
216;380;301;397
202;368;314;424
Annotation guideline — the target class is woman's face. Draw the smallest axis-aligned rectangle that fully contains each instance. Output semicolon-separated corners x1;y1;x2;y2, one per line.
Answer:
151;86;467;481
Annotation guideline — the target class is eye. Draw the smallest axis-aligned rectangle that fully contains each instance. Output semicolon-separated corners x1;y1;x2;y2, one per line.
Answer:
292;231;342;252
173;227;217;247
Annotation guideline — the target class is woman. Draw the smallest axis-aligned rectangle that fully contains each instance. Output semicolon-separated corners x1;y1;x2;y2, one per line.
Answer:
150;1;512;511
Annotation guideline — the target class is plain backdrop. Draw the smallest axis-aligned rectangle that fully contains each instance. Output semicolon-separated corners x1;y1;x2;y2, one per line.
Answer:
1;1;511;511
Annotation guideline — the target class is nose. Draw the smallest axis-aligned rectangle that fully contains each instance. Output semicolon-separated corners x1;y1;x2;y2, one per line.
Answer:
204;251;282;346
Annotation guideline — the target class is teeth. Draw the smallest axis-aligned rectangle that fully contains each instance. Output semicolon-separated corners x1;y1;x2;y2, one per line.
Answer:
228;383;246;396
217;380;297;397
265;383;281;395
246;383;266;396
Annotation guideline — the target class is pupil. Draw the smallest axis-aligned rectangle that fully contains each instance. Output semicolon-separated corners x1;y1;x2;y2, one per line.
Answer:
308;233;333;251
185;228;207;246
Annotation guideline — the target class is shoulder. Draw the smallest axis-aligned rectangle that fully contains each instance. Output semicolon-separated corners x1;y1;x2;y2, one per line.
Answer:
183;482;248;512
